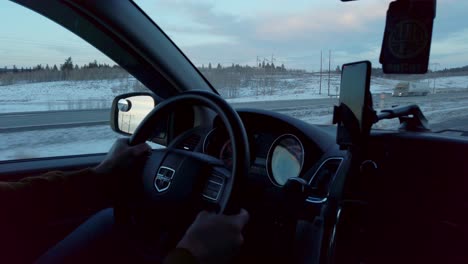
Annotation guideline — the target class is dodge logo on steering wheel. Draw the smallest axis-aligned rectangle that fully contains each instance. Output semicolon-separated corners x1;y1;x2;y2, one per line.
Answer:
154;166;175;192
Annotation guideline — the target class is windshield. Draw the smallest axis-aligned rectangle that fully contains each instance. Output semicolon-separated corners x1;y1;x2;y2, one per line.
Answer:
135;0;468;132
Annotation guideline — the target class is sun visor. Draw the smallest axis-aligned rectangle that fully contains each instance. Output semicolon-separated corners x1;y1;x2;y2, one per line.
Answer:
379;0;436;74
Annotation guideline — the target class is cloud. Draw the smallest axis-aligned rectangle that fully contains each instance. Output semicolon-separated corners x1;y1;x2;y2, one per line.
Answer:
154;0;246;35
430;28;468;66
155;0;389;42
144;0;468;70
254;2;389;40
432;28;468;56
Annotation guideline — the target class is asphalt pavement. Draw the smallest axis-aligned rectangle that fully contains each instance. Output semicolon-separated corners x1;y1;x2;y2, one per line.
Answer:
0;109;110;132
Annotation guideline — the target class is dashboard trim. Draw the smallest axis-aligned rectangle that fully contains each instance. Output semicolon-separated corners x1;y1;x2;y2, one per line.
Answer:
202;127;217;154
266;133;305;187
308;157;344;185
306;196;328;204
306;157;344;203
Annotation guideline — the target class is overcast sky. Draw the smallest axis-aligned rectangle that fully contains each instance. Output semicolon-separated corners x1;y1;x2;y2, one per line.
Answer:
1;0;468;71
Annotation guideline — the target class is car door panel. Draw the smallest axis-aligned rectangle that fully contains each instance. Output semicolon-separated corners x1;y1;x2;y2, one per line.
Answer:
0;154;104;182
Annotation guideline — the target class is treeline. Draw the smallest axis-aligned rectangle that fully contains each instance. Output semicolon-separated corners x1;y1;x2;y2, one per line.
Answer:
437;65;468;73
0;57;128;86
198;62;294;73
197;63;308;98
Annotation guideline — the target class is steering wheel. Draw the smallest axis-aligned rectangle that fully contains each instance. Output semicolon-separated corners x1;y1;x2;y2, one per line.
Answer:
115;90;250;249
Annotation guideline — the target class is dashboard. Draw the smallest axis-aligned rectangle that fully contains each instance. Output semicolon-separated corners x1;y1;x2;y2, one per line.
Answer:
171;108;347;261
203;129;306;186
174;109;339;188
170;107;468;263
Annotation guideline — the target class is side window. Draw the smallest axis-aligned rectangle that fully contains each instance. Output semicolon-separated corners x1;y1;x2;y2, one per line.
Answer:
0;2;147;161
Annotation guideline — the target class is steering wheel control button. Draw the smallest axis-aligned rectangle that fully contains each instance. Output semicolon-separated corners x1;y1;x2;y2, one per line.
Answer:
207;181;221;191
203;175;225;201
154;166;175;192
210;175;224;184
203;189;219;200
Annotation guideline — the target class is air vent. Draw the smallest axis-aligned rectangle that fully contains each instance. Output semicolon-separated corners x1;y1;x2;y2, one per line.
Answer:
177;134;201;151
309;158;343;197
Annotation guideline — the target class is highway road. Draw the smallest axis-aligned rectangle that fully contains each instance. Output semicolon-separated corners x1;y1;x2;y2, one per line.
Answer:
1;92;468;132
0;109;110;132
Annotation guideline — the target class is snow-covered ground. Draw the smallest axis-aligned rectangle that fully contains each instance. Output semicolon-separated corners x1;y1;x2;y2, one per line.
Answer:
432;76;468;91
0;79;132;113
1;74;468;161
0;126;163;161
223;77;402;103
0;126;119;160
1;74;466;113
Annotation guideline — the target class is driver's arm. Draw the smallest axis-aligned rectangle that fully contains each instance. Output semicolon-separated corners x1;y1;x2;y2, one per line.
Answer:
0;139;151;244
0;168;109;226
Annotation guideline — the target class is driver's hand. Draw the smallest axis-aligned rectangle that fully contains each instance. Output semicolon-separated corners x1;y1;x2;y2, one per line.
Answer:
93;138;151;181
176;209;249;264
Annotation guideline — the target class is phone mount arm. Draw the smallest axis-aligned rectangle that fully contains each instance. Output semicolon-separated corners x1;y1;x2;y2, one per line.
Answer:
377;104;430;132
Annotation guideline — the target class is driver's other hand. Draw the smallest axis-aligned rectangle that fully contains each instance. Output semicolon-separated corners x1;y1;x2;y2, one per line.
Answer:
93;138;151;177
176;209;250;264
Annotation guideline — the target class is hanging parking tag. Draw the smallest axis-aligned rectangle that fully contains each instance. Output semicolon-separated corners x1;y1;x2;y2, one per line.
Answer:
380;0;436;74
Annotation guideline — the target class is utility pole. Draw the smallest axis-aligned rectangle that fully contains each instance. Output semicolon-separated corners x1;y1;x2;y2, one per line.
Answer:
319;50;322;95
328;50;331;96
431;62;440;94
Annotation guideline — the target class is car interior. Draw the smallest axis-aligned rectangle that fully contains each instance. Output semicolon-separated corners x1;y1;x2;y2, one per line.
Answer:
0;0;467;263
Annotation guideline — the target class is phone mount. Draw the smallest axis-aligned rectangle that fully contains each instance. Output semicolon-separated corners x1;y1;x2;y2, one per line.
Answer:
333;103;377;150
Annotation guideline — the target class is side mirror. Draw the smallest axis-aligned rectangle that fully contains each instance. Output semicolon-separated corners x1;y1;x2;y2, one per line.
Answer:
110;92;158;135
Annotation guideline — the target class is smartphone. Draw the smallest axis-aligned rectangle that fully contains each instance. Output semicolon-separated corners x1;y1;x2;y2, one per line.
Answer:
336;61;372;146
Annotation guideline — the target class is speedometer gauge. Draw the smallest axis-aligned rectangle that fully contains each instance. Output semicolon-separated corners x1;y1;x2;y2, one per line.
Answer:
267;134;304;186
203;128;232;168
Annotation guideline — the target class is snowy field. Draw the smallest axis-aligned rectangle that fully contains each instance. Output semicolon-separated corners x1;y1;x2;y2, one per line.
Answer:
0;126;163;160
0;126;120;160
1;74;468;161
0;79;132;113
0;74;403;113
218;74;406;102
0;74;462;113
